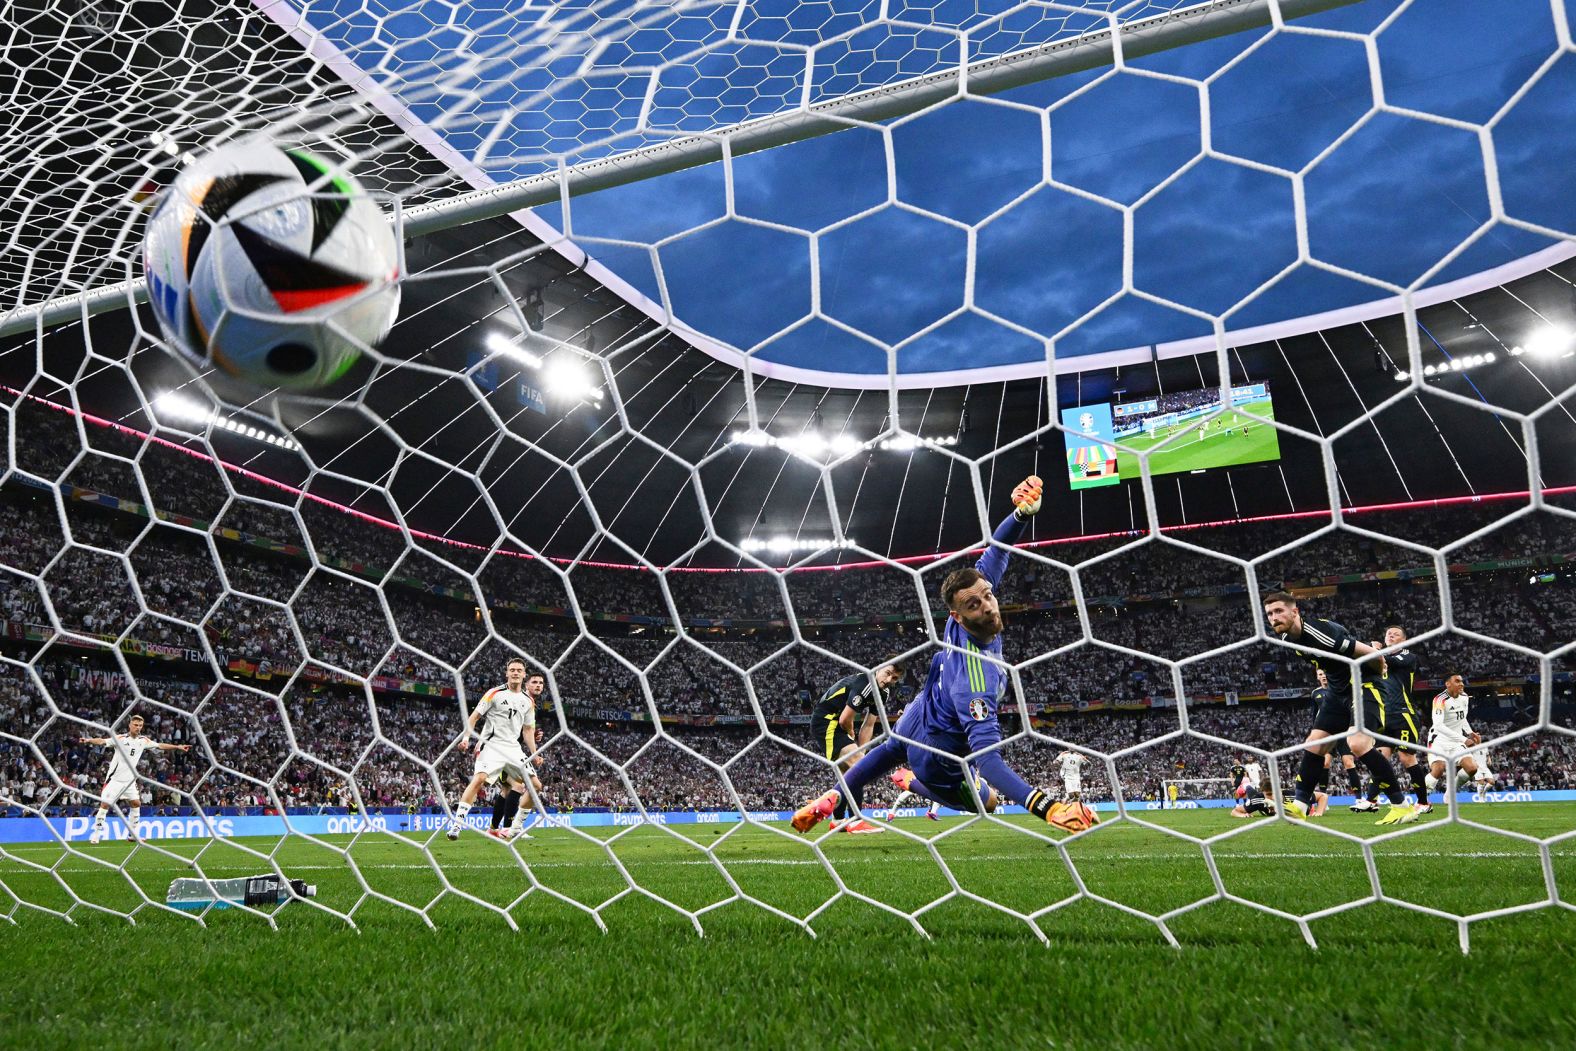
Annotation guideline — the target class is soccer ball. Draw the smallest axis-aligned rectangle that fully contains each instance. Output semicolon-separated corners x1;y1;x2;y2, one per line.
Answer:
142;140;400;389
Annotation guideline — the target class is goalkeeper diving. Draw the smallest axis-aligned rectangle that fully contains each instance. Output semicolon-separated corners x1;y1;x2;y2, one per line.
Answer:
791;475;1095;835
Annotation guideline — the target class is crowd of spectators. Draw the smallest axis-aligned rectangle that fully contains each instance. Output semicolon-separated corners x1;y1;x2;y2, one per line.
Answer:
4;400;1575;816
5;657;1571;816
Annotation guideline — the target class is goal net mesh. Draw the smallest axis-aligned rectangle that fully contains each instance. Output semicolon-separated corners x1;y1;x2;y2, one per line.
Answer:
0;0;1573;950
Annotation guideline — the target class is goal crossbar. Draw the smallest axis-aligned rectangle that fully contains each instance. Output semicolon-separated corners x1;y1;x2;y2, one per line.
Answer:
0;0;1356;341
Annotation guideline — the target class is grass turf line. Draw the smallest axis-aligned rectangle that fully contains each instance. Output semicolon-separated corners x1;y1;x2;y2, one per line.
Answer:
3;806;1576;1049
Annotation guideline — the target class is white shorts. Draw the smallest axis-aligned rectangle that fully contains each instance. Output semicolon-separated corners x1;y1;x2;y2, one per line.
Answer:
1427;733;1468;762
101;776;139;805
1064;776;1082;796
473;742;528;786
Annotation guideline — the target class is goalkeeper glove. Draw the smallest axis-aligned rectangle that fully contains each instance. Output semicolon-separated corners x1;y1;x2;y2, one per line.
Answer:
1011;475;1043;519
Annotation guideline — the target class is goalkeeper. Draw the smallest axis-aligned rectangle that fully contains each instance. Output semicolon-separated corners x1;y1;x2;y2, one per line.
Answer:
792;475;1088;834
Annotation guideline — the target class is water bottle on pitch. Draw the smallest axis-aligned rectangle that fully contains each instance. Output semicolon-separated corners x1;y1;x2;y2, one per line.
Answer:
166;874;317;910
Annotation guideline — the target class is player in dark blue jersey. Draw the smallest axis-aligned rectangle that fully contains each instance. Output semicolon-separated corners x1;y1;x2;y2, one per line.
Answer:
1262;592;1415;825
792;476;1087;835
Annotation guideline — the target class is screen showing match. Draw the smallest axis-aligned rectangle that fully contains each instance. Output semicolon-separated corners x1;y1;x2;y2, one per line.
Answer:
1061;382;1282;489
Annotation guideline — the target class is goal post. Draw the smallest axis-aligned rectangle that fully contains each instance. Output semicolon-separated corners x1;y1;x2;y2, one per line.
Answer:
1161;778;1240;808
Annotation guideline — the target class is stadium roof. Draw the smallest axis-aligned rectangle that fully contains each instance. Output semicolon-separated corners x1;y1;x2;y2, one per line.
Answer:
1;0;1574;566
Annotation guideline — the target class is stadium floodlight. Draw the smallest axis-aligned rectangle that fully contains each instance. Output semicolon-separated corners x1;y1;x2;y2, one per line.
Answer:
542;355;602;402
1523;325;1573;358
1393;371;1408;382
734;430;956;455
151;391;296;449
878;434;960;450
778;433;827;457
151;391;213;424
484;331;543;369
740;536;855;553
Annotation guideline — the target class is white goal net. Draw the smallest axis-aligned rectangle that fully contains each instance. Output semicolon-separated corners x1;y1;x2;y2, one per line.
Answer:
1;0;1574;953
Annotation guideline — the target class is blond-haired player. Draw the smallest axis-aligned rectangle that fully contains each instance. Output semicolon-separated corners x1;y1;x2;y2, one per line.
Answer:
79;714;191;844
447;658;542;841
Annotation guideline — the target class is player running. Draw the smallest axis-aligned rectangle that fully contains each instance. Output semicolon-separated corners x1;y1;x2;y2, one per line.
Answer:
1262;592;1415;825
809;658;907;834
448;658;543;841
79;714;192;844
1424;673;1485;800
791;476;1091;835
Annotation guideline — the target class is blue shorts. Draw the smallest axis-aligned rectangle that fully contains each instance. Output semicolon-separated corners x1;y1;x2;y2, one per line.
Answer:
896;715;986;811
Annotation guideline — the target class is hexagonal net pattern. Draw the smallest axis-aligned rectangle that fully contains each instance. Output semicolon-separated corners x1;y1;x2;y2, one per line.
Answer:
1;0;1575;950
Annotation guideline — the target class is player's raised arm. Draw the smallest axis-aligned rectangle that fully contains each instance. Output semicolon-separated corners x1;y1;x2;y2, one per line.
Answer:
155;740;192;752
973;475;1042;589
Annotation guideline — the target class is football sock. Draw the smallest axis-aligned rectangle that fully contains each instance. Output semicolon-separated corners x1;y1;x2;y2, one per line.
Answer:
92;807;108;827
127;807;140;837
501;790;522;828
1358;750;1405;805
455;801;472;819
832;798;848;821
1293;751;1324;806
1408;765;1428;805
835;737;907;812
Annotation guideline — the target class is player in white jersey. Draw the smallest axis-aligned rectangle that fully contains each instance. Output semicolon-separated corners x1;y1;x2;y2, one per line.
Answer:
1056;750;1090;801
1233;757;1263;798
499;673;551;839
78;714;192;844
1424;674;1483;797
448;659;543;840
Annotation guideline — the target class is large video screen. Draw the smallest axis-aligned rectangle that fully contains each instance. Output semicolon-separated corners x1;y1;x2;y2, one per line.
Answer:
1061;382;1281;490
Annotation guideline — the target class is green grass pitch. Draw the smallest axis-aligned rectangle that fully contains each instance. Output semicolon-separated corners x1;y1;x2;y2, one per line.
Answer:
1114;405;1283;479
4;806;1576;1049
